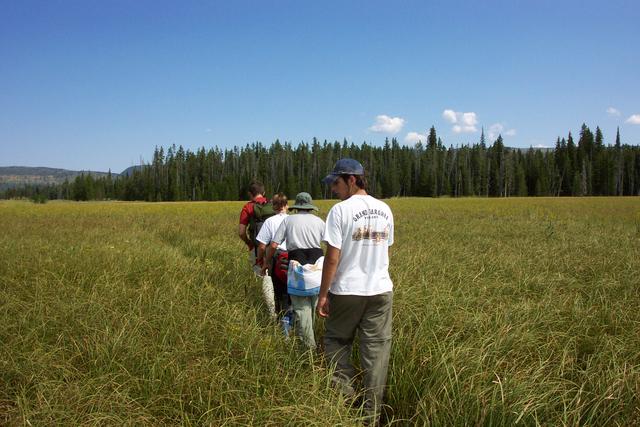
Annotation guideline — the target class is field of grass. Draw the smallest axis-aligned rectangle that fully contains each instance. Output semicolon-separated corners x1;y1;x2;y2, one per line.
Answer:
1;197;639;425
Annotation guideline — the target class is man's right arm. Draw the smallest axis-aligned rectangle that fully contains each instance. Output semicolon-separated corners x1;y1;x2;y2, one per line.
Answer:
316;244;340;318
238;202;255;249
238;223;252;249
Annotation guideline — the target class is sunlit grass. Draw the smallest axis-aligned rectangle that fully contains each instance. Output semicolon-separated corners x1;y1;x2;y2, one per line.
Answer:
1;198;639;425
388;197;640;425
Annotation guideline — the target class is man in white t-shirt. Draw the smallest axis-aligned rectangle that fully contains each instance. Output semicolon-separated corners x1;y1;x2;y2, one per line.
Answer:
255;193;289;320
317;158;394;423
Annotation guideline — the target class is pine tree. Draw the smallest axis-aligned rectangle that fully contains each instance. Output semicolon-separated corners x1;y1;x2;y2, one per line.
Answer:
577;124;594;195
614;127;624;195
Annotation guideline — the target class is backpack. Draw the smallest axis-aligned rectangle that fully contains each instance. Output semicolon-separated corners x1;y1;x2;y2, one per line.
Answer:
248;199;275;251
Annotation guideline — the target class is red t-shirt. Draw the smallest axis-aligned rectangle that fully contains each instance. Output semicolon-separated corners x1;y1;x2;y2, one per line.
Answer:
239;195;267;225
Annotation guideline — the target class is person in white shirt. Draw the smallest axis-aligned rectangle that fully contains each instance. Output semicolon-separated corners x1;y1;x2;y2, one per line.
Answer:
270;192;325;351
255;193;289;320
317;158;394;423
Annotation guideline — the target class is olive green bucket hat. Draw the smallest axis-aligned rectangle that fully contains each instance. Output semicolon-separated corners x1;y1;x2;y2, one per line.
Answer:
291;192;318;211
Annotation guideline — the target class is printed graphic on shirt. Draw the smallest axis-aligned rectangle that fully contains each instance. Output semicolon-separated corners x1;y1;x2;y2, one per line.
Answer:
352;225;390;244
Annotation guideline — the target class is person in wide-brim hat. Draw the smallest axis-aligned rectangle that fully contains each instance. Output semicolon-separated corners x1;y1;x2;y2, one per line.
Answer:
290;192;318;211
269;190;325;351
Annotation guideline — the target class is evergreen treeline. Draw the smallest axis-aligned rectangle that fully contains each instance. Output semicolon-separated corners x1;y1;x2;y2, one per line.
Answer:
3;124;640;201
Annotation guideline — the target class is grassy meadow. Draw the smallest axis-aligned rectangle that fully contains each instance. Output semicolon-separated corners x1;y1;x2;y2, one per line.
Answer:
1;197;639;425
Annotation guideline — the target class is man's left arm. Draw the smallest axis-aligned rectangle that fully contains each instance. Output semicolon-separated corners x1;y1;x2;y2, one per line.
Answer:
262;242;278;275
257;242;267;264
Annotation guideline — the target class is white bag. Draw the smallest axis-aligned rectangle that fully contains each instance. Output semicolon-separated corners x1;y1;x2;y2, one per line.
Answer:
287;256;324;292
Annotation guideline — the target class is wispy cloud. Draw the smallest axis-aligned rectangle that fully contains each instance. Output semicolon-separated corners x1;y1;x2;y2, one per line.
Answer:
626;114;640;125
404;132;427;144
607;107;621;117
205;128;213;133
443;109;478;133
369;115;405;134
488;123;516;140
488;123;503;140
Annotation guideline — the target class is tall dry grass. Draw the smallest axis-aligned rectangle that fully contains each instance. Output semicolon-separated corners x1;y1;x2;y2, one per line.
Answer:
1;197;639;425
0;201;357;425
388;197;640;425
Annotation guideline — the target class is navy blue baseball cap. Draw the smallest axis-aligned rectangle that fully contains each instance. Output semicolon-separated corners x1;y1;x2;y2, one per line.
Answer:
322;158;365;185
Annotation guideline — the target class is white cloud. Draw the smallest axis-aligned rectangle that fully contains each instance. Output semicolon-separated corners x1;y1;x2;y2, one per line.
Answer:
442;109;457;123
205;128;213;133
454;125;477;134
404;132;427;144
626;114;640;125
533;144;551;148
369;115;405;134
443;109;478;133
487;122;516;140
462;112;477;127
607;107;621;117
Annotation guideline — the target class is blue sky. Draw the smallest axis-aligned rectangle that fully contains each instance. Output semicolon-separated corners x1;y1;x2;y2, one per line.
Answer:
1;0;639;173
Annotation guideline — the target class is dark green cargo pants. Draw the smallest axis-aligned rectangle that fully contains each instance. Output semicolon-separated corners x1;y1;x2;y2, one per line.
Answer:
323;291;393;421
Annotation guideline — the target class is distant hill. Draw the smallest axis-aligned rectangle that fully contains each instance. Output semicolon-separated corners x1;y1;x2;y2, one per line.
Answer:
506;146;554;153
0;166;116;190
120;165;146;177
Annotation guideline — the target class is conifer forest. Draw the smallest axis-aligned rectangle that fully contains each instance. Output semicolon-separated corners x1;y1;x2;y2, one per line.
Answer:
5;124;640;201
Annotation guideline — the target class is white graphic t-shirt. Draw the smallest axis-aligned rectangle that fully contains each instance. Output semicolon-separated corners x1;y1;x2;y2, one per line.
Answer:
323;194;394;296
256;212;288;251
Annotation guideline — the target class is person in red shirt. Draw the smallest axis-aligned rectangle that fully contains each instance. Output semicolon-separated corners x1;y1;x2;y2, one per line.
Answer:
238;180;268;255
238;180;276;320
